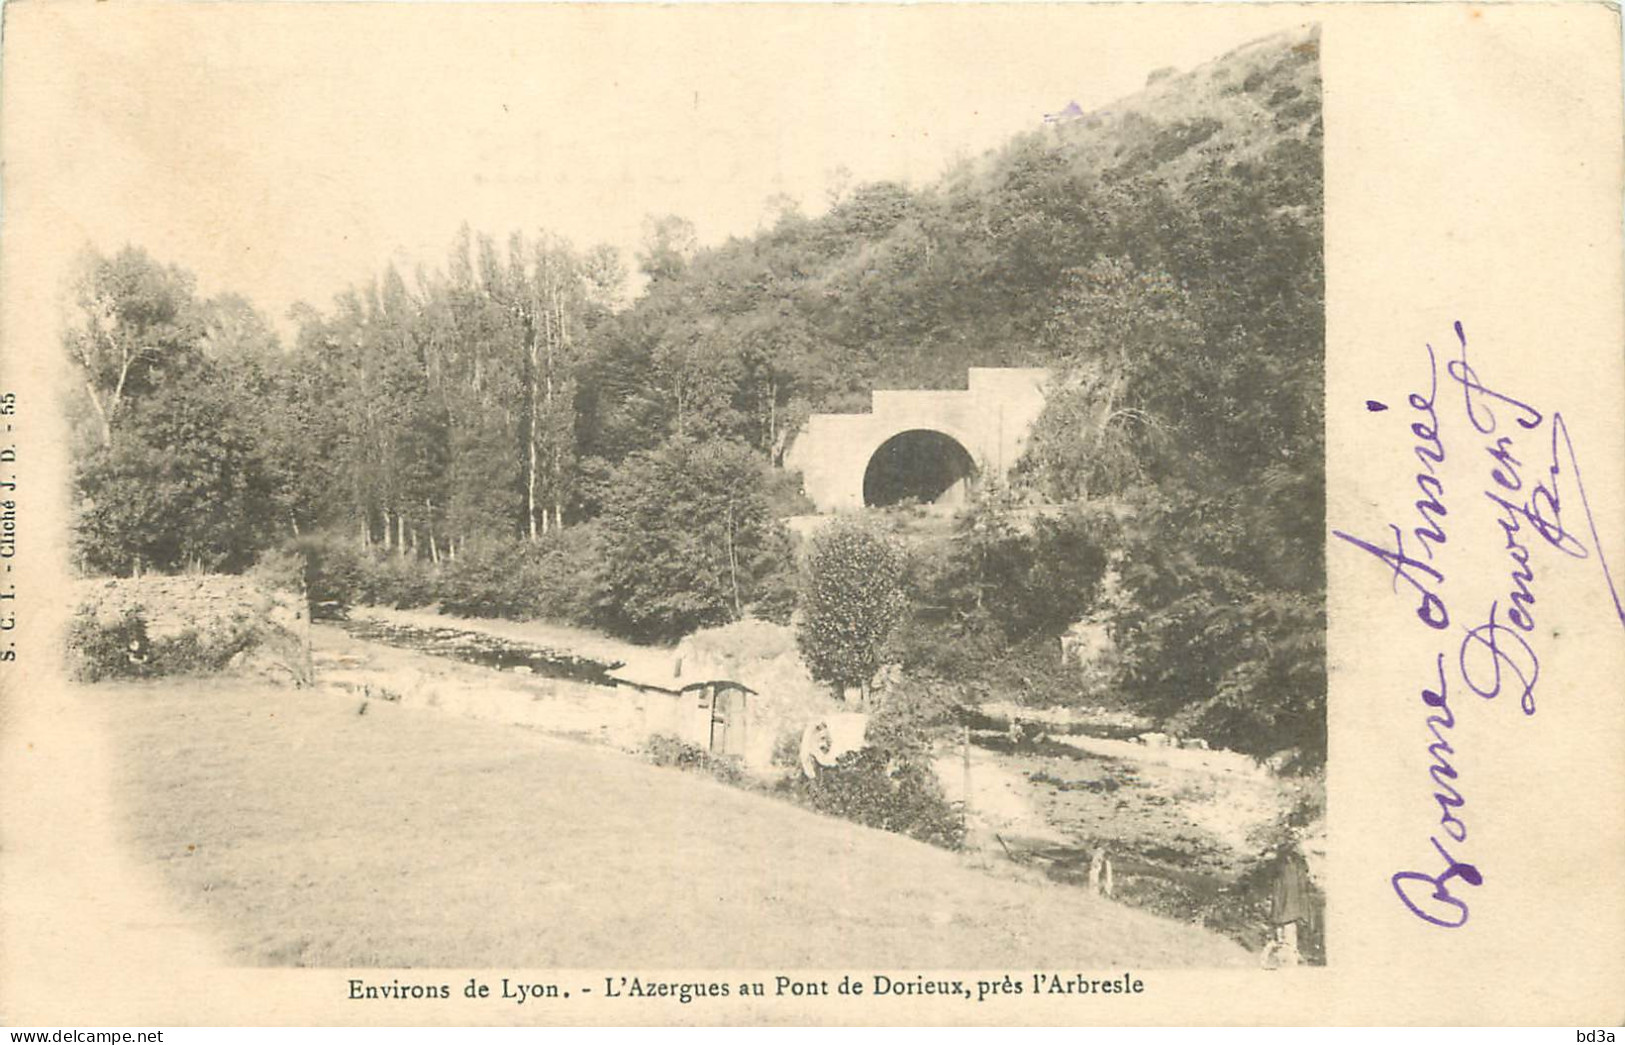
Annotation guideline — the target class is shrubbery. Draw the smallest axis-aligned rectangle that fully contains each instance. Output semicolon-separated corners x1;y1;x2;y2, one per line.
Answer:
66;606;151;681
781;746;964;851
269;498;794;646
260;439;797;645
641;733;746;787
274;535;440;614
247;545;308;596
351;554;439;610
889;502;1114;704
436;538;539;619
1108;487;1326;764
778;677;965;850
439;529;602;623
269;530;599;624
796;518;907;698
66;605;264;682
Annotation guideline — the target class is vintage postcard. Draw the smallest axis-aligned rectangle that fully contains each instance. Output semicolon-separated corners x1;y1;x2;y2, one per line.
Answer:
0;0;1620;1028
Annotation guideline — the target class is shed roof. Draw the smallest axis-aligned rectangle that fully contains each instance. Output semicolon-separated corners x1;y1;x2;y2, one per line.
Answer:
609;667;682;694
679;680;756;696
609;668;757;697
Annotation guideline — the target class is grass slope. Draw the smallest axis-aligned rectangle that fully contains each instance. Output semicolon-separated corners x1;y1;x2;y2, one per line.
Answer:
1053;24;1322;188
91;680;1247;969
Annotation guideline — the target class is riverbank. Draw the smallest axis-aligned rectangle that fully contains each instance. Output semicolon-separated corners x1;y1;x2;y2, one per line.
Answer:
346;603;668;677
318;602;1320;956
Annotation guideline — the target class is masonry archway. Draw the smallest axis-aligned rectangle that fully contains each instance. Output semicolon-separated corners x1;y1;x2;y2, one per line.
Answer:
862;429;979;508
784;367;1049;512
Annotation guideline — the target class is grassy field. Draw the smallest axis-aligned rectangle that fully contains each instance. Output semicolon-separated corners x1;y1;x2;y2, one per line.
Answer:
88;678;1248;968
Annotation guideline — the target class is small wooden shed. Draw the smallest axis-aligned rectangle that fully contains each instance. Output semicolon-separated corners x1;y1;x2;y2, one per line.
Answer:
681;680;754;760
611;665;756;760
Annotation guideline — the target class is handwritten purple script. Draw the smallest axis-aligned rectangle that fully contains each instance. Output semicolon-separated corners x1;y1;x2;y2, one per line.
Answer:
1332;322;1625;930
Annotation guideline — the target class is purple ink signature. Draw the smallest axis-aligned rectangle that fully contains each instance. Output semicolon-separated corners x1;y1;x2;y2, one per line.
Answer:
1332;321;1624;930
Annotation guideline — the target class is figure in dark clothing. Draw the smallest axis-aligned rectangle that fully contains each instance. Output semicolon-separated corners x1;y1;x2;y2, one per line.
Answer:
1265;840;1313;967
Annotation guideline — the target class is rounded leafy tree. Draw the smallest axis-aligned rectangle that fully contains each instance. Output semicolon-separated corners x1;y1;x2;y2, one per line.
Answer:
796;518;907;701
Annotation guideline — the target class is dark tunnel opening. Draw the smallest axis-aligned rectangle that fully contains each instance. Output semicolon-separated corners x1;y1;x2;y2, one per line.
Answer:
862;429;979;508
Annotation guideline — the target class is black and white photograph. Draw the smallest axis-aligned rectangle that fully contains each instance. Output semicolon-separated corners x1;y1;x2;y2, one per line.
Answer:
1;1;1620;1030
49;9;1327;972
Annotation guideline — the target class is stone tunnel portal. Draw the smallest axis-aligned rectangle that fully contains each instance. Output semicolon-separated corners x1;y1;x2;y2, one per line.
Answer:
861;429;979;508
785;367;1050;512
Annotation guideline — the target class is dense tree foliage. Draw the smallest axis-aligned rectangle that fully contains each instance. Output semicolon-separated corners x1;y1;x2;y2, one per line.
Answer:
74;362;280;574
798;519;908;697
595;437;795;643
67;247;283;574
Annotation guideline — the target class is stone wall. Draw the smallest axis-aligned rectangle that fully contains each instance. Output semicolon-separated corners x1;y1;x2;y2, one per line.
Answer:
72;573;311;683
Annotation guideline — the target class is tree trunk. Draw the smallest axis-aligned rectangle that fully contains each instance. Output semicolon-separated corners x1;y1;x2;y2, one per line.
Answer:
542;281;557;540
525;318;539;544
527;439;540;541
524;290;543;544
103;348;139;449
725;501;743;620
767;378;777;459
84;381;113;449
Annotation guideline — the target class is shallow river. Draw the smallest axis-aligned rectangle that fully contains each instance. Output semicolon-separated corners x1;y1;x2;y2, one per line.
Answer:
335;617;620;687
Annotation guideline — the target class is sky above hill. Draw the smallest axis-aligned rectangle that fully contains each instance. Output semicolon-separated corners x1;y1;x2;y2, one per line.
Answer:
10;4;1312;333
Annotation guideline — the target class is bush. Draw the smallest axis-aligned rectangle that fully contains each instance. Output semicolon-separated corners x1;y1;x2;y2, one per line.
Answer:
866;672;964;754
281;526;604;627
974;633;1112;710
66;604;263;682
66;606;152;682
150;626;257;675
778;677;965;850
248;545;307;596
746;560;799;626
922;500;1112;649
642;733;746;787
889;503;1113;702
288;536;362;611
438;528;601;624
355;554;439;610
277;535;440;614
781;746;964;850
888;613;1007;694
438;538;538;618
797;518;908;696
